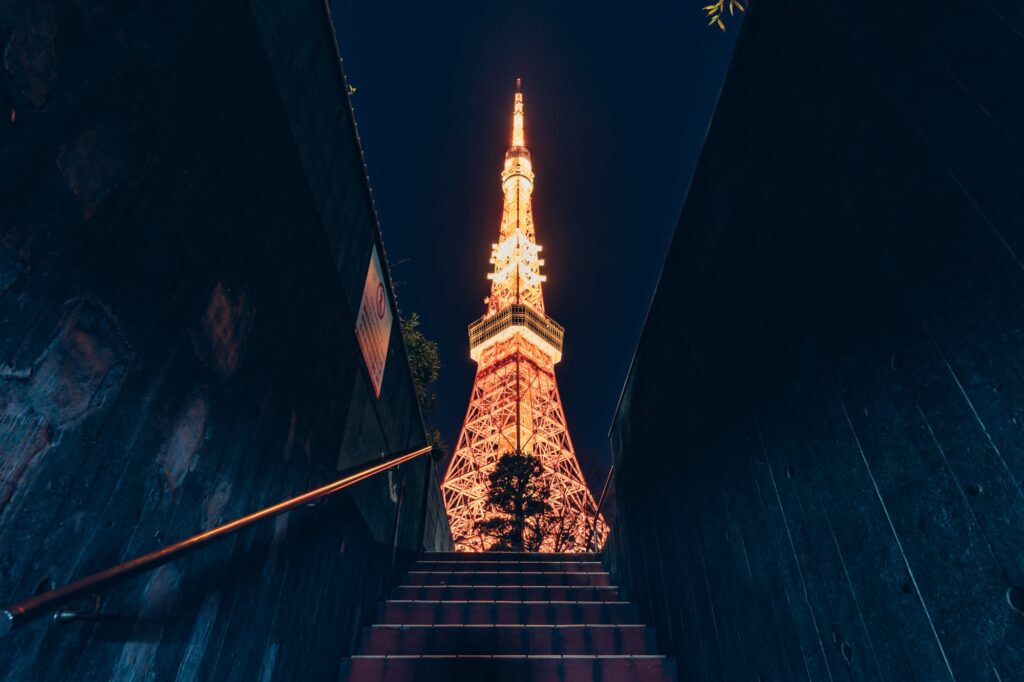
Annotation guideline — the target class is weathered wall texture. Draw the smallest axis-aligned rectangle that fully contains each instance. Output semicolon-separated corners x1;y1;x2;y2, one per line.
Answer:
606;1;1024;681
0;0;450;679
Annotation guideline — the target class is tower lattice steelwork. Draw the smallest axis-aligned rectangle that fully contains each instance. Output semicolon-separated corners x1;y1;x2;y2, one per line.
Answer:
442;80;607;552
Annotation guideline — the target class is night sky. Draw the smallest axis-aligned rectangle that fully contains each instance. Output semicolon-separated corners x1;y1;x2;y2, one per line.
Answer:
330;1;742;487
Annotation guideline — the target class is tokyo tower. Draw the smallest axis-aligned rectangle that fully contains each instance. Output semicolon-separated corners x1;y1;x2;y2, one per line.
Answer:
441;80;607;552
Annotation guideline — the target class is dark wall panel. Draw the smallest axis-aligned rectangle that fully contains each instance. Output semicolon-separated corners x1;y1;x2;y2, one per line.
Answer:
0;0;450;679
606;1;1024;680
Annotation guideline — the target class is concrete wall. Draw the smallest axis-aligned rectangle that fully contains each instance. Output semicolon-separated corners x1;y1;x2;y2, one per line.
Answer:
606;1;1024;680
0;0;450;679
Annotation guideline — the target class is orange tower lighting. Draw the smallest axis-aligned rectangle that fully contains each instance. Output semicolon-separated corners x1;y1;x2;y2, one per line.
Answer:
442;80;608;552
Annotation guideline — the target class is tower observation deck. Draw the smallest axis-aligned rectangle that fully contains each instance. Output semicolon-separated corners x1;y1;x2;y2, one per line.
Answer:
441;80;607;552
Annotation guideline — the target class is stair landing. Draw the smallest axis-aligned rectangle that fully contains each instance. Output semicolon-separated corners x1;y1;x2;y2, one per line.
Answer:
340;552;676;682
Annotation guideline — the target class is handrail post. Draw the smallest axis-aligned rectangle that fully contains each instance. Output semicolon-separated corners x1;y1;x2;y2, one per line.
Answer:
417;454;439;553
587;465;615;552
390;461;407;566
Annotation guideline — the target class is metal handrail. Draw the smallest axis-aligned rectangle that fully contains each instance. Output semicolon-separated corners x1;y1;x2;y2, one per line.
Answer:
1;444;432;637
587;465;615;552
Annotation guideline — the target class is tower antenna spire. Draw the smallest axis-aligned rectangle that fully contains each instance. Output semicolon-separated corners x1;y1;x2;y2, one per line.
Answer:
512;78;525;147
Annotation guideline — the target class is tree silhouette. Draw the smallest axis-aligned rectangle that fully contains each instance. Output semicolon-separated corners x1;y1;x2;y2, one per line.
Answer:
477;454;552;551
526;505;588;552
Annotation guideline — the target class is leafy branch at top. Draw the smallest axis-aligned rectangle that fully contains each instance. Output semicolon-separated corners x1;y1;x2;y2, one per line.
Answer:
703;0;745;32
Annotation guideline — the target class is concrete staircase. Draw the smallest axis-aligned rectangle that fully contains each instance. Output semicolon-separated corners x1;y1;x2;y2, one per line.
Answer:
340;551;676;681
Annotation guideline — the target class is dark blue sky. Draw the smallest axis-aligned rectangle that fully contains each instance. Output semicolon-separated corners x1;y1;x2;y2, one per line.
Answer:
331;1;742;485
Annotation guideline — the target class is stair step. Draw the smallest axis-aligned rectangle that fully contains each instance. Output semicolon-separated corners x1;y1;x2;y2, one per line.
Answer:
341;655;676;682
339;553;676;682
404;571;610;587
394;585;622;602
415;560;603;573
421;552;599;562
378;600;639;625
358;624;657;655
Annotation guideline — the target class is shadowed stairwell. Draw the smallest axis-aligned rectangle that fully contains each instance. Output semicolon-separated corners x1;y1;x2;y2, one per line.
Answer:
2;0;1021;678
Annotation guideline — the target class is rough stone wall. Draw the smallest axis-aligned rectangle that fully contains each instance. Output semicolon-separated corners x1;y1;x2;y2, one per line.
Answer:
0;0;450;679
605;1;1024;680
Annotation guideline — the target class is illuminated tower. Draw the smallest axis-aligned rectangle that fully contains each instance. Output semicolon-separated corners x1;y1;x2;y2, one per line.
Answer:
442;80;607;552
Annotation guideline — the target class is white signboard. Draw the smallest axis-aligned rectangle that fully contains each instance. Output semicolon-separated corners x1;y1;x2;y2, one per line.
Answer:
355;245;393;398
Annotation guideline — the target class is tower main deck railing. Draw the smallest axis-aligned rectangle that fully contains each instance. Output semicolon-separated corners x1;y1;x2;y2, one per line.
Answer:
468;304;565;355
0;444;433;637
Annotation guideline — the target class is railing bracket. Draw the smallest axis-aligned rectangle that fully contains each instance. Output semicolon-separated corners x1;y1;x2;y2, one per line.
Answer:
53;595;103;625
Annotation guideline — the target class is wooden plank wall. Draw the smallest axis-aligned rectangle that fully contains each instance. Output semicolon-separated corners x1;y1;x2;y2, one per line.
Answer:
605;1;1024;680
